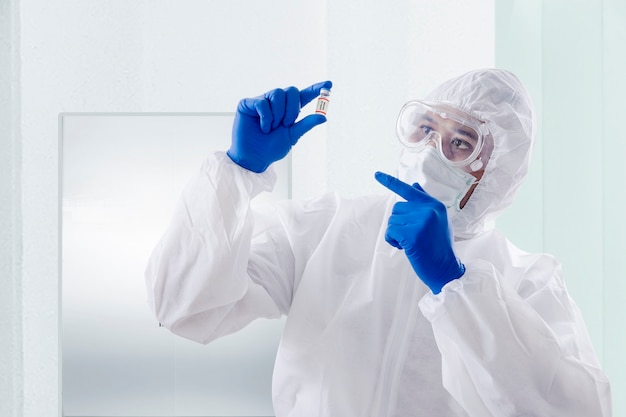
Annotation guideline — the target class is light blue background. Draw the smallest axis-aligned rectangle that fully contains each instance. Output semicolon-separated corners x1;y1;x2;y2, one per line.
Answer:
496;2;625;415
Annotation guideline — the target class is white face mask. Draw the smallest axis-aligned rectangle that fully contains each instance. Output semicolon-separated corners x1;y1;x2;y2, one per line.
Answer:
397;147;477;218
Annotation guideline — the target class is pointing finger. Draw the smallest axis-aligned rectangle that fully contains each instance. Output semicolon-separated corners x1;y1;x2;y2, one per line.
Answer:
374;171;425;202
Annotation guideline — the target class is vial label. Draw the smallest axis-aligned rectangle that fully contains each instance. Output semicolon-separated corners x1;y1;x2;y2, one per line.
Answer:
315;97;329;115
315;88;331;115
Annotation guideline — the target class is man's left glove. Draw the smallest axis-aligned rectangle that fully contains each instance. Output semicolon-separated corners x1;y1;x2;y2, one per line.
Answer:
375;171;465;294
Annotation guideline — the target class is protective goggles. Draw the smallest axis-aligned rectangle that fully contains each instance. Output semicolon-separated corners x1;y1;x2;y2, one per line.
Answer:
396;100;490;170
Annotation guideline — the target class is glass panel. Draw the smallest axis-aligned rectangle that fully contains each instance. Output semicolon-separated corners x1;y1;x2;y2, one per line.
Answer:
61;113;287;416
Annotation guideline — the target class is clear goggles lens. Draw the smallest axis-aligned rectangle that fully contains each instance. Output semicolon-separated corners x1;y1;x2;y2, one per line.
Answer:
396;100;487;168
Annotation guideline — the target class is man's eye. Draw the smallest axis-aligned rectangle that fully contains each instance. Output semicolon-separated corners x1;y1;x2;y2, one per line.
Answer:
452;138;472;150
421;125;433;135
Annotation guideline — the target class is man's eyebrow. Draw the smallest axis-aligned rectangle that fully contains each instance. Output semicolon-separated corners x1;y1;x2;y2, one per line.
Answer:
419;114;437;125
454;126;478;140
423;112;478;140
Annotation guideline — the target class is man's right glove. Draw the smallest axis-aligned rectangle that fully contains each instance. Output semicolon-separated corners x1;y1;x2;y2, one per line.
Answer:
227;81;332;173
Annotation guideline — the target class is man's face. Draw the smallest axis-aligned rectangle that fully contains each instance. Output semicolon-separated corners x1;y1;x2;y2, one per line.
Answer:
413;112;481;169
405;104;494;208
404;103;490;176
397;100;496;208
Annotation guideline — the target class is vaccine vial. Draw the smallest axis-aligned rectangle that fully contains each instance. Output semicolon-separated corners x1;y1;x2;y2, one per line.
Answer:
315;88;331;116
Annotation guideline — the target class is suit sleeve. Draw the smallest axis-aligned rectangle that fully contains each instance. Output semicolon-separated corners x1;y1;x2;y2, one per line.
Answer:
144;152;292;344
419;258;612;417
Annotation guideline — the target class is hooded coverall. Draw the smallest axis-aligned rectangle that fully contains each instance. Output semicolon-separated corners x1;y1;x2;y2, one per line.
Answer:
145;69;611;416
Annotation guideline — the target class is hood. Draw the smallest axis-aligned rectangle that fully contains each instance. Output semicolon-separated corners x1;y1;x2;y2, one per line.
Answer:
400;68;536;240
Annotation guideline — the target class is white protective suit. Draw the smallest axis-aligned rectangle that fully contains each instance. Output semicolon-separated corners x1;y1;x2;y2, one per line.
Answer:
145;69;611;416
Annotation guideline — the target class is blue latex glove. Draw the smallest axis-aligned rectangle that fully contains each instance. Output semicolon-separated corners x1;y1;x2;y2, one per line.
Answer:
227;81;332;173
375;171;465;294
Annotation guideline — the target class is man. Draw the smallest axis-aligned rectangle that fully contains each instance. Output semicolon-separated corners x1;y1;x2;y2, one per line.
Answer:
145;68;611;416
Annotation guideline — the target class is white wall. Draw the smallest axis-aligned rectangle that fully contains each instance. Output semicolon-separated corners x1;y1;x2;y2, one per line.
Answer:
0;1;23;415
1;1;494;416
4;1;327;416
